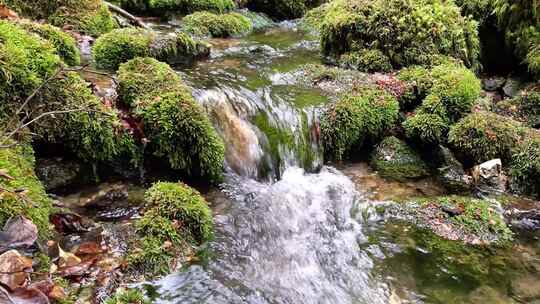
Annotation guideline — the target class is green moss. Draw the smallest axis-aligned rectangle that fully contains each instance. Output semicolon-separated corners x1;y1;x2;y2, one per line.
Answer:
181;0;235;14
34;72;137;164
17;22;80;66
0;20;61;103
182;11;252;38
320;86;399;160
92;28;208;70
404;113;449;145
320;0;480;71
246;0;318;20
1;0;57;19
92;28;152;70
0;144;53;239
145;182;213;242
396;66;433;108
47;0;116;37
105;289;149;304
370;136;430;181
510;132;540;198
338;49;392;72
299;3;330;33
111;0;235;14
496;86;540;127
128;182;213;277
448;112;527;164
117;58;225;181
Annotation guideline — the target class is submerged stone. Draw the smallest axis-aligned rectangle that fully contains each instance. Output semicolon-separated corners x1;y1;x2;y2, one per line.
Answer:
370;136;430;182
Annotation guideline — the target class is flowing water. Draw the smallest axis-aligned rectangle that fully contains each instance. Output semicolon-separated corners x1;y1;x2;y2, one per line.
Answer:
139;22;540;303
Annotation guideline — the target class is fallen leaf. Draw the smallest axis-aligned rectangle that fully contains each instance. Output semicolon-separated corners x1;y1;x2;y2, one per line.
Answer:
50;213;88;234
58;257;97;278
9;287;50;304
75;242;103;255
57;246;81;268
0;250;32;290
0;169;14;180
0;216;38;251
30;280;66;301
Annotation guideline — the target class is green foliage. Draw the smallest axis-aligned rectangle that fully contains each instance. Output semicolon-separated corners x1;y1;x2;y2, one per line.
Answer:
34;72;137;164
0;144;53;239
370;136;430;181
246;0;318;20
396;66;433;108
510;132;540;197
320;86;399;160
110;0;235;14
104;289;149;304
0;20;61;103
182;11;253;38
17;22;80;66
92;28;153;70
299;3;329;33
128;182;213;277
117;58;225;180
338;49;392;72
320;0;480;71
448;112;527;164
404;113;449;145
2;0;57;19
92;28;207;70
496;86;540;127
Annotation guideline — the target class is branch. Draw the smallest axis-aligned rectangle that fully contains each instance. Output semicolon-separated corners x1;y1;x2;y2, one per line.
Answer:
104;1;150;29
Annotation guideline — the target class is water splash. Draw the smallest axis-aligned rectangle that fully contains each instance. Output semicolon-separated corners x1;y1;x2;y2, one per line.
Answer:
148;167;390;303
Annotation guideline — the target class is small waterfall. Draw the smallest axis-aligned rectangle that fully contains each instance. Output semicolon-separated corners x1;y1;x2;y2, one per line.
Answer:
149;167;390;303
194;86;323;181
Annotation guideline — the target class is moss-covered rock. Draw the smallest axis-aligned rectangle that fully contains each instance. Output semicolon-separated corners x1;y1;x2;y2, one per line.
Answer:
370;136;430;181
0;143;53;239
510;132;540;198
401;63;482;146
299;3;329;33
110;0;235;14
182;11;253;38
17;21;80;66
92;28;209;70
448;112;527;164
496;86;540;127
338;49;392;73
0;20;61;104
128;182;213;277
34;72;138;164
104;289;149;304
246;0;318;20
320;86;399;160
320;0;480;71
5;0;116;37
117;57;224;180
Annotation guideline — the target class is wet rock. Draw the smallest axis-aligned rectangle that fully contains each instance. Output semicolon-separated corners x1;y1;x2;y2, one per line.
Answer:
50;213;91;234
505;199;540;231
503;77;526;98
482;76;506;91
60;183;129;209
370;137;430;182
35;158;81;191
436;146;473;193
472;159;507;194
248;45;277;54
511;274;540;301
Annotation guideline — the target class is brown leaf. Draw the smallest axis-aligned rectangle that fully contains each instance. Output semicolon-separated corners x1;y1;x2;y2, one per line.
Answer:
57;246;81;268
75;242;103;255
0;216;38;250
10;287;50;304
0;169;14;180
58;257;96;278
0;250;32;290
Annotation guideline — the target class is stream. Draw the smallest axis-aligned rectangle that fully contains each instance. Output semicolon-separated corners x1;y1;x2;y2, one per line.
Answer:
127;22;540;303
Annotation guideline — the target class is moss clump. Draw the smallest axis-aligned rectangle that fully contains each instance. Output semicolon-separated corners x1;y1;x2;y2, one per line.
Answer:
320;0;480;71
31;72;136;164
320;86;399;160
247;0;318;20
182;11;253;38
448;112;527;164
510;132;540;198
92;28;209;70
370;136;430;181
0;20;61;104
17;21;80;66
299;3;330;33
110;0;235;14
400;63;482;146
496;86;540;127
104;289;149;304
5;0;116;37
117;57;224;181
0;144;53;239
338;49;392;73
128;182;213;277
